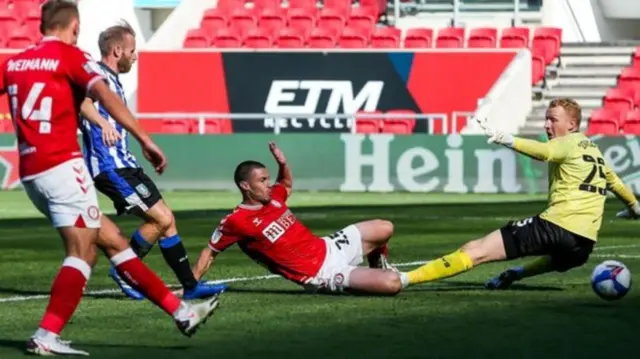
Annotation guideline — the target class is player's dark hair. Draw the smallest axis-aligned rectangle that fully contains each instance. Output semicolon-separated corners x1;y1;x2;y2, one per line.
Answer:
98;20;136;57
234;161;266;189
40;0;79;35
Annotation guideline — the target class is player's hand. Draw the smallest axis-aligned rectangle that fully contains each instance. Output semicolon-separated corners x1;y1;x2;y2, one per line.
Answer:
269;141;287;165
141;140;167;174
475;116;514;146
617;202;640;219
100;124;121;147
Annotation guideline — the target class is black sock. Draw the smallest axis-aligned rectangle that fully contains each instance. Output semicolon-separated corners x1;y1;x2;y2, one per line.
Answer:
159;234;198;290
130;230;153;258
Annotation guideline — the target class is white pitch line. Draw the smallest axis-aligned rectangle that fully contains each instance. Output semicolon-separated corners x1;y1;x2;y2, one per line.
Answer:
1;244;639;304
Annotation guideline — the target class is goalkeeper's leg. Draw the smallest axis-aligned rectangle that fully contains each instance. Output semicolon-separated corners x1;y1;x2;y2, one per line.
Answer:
400;229;507;287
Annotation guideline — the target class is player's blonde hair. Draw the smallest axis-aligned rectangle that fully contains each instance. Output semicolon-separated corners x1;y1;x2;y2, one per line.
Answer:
549;97;582;131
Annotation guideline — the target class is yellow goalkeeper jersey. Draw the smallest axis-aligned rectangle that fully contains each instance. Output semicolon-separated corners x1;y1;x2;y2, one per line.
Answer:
512;133;637;241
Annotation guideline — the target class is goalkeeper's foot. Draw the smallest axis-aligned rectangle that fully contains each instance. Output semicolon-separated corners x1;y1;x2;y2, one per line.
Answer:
485;268;523;290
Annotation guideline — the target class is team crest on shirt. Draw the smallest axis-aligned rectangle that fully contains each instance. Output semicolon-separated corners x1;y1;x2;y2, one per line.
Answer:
253;217;262;226
136;184;151;198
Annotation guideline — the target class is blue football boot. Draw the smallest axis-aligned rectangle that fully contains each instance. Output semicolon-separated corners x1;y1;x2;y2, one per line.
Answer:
183;281;229;300
109;266;145;300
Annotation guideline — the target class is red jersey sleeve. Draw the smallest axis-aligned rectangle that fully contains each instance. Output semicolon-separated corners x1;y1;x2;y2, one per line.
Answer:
208;215;243;252
63;46;104;93
271;183;289;202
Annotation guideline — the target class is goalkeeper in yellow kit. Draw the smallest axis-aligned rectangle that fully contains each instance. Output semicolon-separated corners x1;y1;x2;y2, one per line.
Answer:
398;98;640;290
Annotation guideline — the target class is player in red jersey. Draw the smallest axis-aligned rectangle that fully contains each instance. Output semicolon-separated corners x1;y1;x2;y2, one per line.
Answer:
1;1;220;355
192;142;405;295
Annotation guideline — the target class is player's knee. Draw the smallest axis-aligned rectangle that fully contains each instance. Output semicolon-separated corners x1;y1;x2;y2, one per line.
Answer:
149;204;174;233
382;272;402;295
377;219;394;240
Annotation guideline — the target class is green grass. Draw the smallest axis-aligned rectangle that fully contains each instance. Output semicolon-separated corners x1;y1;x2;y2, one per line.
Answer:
0;191;638;358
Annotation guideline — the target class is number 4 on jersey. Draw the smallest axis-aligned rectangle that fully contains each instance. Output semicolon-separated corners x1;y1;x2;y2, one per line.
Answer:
8;82;52;134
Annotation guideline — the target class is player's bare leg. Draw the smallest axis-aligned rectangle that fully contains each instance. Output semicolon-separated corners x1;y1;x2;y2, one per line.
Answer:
111;200;226;299
346;268;403;295
353;220;394;269
27;227;98;356
97;216;221;337
401;229;507;288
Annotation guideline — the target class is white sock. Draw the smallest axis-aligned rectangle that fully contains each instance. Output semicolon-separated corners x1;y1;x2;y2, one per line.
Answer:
34;328;58;340
400;272;409;289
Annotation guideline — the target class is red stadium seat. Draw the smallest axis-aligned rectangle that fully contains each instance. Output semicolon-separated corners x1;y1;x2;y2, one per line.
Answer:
435;27;464;48
288;0;317;11
243;27;273;48
586;120;619;135
308;28;337;48
202;119;233;134
531;54;545;85
403;28;432;48
623;110;640;134
183;28;210;48
355;111;382;133
383;110;416;134
499;27;530;47
532;27;562;65
161;120;192;134
590;107;622;126
347;7;377;34
618;67;640;92
467;27;497;48
212;28;242;48
6;27;33;49
370;27;400;48
0;9;19;41
273;28;304;48
316;8;347;35
22;8;40;39
360;0;385;17
324;0;351;12
200;9;228;34
12;0;39;22
229;8;257;39
215;0;245;12
338;29;367;48
603;88;634;115
253;0;280;10
259;8;287;38
287;8;316;41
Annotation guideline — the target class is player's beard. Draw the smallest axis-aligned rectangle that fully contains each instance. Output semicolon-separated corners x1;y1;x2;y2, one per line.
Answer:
118;56;133;73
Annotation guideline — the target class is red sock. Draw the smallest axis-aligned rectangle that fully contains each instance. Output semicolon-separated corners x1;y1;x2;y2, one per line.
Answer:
39;257;91;335
111;248;181;316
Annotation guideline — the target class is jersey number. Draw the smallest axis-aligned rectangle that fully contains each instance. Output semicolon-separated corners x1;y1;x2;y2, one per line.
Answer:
8;82;53;134
580;155;606;196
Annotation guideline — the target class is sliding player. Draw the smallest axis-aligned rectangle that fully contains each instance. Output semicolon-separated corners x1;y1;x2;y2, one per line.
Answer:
192;142;404;295
400;98;640;289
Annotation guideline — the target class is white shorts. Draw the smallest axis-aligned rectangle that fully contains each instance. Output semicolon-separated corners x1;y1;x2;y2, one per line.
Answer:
304;224;364;293
23;158;101;228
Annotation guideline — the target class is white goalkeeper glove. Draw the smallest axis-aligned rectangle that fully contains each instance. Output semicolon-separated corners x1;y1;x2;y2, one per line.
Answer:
475;116;514;147
616;202;640;219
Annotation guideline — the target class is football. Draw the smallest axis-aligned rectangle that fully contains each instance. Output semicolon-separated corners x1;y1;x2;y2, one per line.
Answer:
591;260;632;301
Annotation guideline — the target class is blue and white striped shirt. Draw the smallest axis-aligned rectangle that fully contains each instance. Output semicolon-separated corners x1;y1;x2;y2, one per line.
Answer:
80;62;139;178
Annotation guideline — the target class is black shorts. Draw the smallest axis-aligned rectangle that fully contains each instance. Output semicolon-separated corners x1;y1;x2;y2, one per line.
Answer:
500;215;594;272
94;168;162;215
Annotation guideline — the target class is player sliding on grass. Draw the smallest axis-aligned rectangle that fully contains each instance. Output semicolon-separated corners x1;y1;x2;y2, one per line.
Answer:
2;1;219;355
192;141;407;295
79;21;226;301
400;98;640;290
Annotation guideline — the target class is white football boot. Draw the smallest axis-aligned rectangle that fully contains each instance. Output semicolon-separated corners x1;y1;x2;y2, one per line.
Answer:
173;293;221;337
26;334;89;356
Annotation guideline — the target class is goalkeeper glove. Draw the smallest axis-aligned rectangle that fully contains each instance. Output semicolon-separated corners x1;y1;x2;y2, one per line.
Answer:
616;202;640;219
475;116;514;147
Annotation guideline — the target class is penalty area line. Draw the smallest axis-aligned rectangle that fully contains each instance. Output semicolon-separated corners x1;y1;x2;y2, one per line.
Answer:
0;244;638;304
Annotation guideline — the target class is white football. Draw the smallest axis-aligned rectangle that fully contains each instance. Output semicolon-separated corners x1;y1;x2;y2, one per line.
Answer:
591;260;632;301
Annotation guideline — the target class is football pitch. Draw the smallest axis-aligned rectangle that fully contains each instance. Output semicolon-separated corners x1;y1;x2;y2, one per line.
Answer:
0;190;638;358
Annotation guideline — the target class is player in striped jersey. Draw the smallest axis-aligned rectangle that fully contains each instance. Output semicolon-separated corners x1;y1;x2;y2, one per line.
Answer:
79;21;226;300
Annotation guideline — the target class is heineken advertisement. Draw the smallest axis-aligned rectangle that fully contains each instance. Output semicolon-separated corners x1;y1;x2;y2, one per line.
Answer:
1;134;640;193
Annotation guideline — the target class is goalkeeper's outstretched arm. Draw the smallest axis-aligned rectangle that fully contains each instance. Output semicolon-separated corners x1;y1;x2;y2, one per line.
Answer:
605;167;640;214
